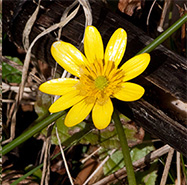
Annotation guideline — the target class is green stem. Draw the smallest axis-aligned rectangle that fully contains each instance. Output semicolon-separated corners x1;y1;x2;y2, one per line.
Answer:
181;154;187;182
2;111;66;155
112;15;187;185
137;13;187;54
113;110;136;185
11;163;44;185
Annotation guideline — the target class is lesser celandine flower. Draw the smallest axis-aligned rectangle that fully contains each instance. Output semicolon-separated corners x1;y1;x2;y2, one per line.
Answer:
39;26;150;130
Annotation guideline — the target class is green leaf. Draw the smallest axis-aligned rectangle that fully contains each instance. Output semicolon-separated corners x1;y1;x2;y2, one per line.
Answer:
50;116;87;145
2;56;23;83
136;162;158;185
103;150;125;175
80;129;99;145
132;143;157;185
102;142;155;177
50;115;69;144
25;164;42;180
34;91;51;122
80;113;138;149
100;128;120;149
130;144;155;162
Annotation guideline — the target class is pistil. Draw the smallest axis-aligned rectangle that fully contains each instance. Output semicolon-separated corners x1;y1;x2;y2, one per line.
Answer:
94;76;108;90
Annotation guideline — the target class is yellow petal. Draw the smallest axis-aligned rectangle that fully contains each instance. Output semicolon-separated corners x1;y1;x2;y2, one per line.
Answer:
51;41;88;77
39;78;79;95
49;90;85;113
105;28;127;67
84;26;104;63
64;97;95;127
113;82;145;101
92;98;113;130
120;53;150;81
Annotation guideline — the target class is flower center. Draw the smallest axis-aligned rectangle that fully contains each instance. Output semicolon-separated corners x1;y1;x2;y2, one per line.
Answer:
77;60;125;104
94;76;108;90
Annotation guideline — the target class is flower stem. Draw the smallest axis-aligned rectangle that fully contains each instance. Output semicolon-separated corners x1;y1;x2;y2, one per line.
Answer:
113;110;136;185
137;13;187;54
2;111;66;155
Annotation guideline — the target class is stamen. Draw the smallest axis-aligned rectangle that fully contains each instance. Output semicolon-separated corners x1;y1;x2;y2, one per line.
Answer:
78;59;125;101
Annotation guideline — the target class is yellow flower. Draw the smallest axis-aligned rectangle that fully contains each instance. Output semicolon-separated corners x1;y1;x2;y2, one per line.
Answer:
39;26;150;130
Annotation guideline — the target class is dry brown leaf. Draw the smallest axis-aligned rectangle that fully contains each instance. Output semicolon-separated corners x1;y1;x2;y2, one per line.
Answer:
21;104;33;112
118;0;142;16
2;170;38;185
75;158;99;185
78;0;92;27
22;0;41;51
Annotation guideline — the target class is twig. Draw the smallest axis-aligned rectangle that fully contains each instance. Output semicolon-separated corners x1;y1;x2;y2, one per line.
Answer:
4;102;16;138
40;123;54;185
2;82;34;101
92;145;171;185
55;126;74;185
176;151;181;185
6;91;13;127
58;0;79;40
160;147;175;185
51;67;74;185
2;94;18;145
176;4;187;54
157;0;171;32
61;70;68;78
83;149;116;185
22;0;41;51
39;138;47;164
81;147;102;164
141;139;161;144
78;0;92;29
146;0;156;26
2;99;35;105
2;82;32;93
78;0;92;44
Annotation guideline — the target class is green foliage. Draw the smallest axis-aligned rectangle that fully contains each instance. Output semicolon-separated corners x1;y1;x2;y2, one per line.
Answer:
101;143;156;179
25;164;42;180
103;150;124;175
80;128;99;145
132;142;158;184
80;114;137;149
51;116;87;145
130;144;155;162
136;162;158;185
2;56;22;83
34;92;51;122
181;154;187;182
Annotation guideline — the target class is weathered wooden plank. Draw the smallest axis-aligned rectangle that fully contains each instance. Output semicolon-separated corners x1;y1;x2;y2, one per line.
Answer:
128;100;186;153
3;0;187;156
